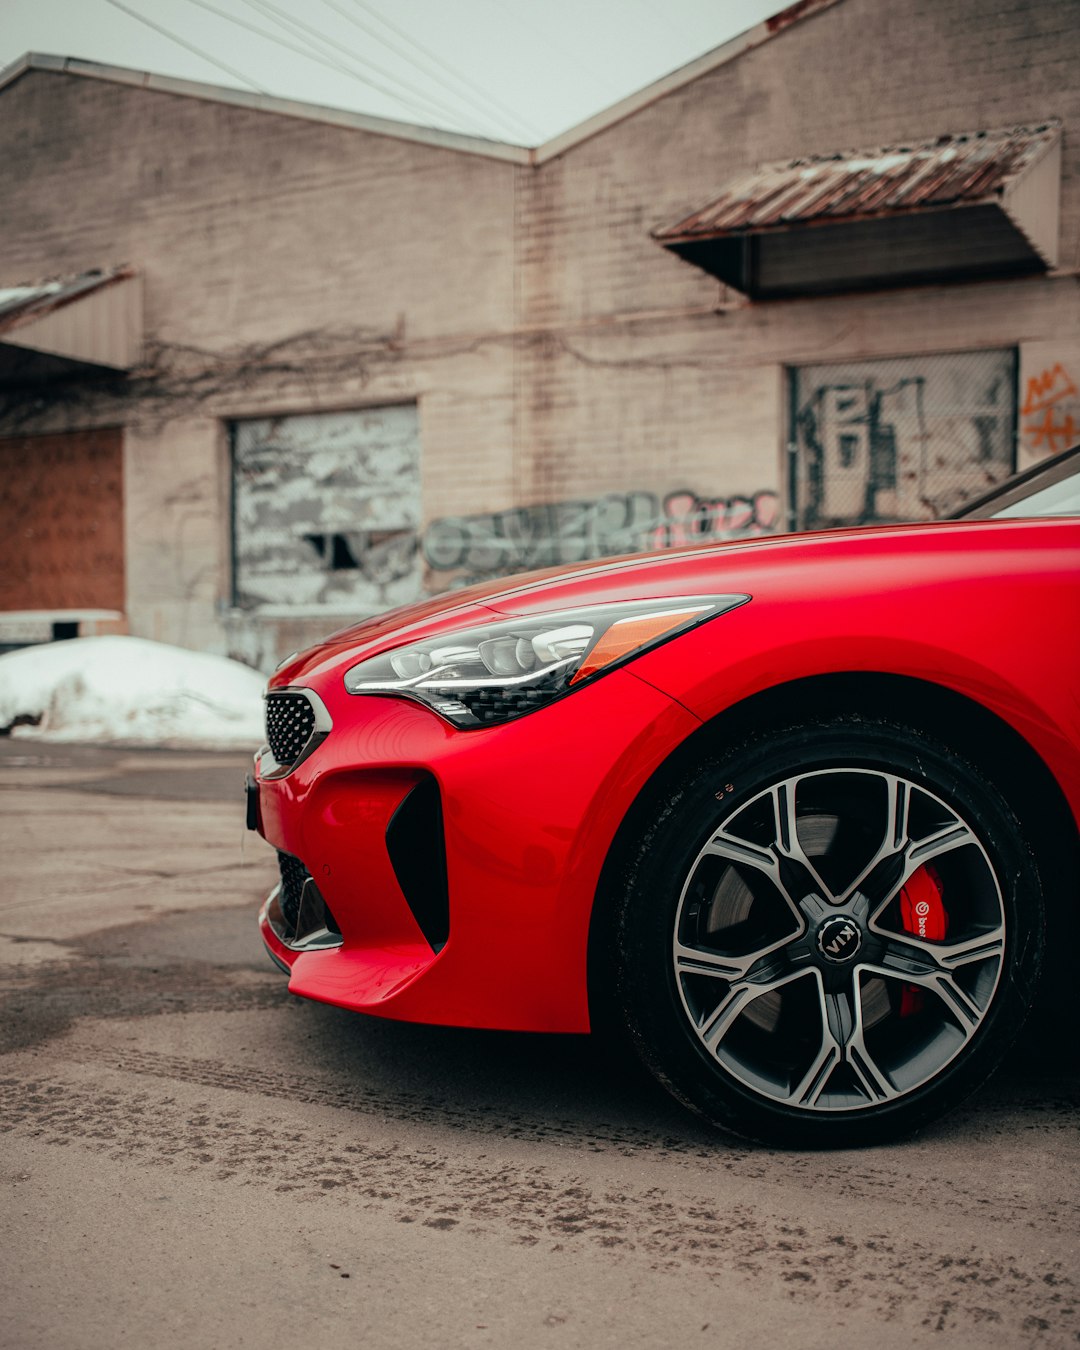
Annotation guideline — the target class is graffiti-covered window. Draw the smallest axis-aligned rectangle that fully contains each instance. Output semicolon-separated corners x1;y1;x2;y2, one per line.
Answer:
790;350;1017;528
232;406;421;612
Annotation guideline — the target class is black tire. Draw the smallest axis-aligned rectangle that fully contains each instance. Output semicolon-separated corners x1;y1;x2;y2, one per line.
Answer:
613;716;1044;1147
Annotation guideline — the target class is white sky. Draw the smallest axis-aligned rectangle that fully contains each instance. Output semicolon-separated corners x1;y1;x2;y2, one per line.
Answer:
1;0;783;144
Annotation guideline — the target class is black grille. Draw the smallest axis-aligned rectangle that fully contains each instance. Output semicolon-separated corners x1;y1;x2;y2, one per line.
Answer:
276;850;341;938
277;850;310;930
266;692;316;765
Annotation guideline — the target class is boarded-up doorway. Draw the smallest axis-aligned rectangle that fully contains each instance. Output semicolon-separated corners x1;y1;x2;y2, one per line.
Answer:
231;405;422;615
0;427;125;612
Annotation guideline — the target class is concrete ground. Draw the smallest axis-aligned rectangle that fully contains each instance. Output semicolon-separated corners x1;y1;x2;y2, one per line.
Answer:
1;739;1077;1349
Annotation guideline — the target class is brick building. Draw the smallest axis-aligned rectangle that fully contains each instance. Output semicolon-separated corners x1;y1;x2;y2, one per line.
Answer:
1;0;1077;668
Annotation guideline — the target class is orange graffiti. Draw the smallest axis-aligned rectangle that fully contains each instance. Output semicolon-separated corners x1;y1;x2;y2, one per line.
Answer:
1026;406;1078;453
1022;363;1077;415
1022;362;1079;454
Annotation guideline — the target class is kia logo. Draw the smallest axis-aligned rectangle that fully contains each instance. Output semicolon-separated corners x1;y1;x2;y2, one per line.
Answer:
817;917;862;963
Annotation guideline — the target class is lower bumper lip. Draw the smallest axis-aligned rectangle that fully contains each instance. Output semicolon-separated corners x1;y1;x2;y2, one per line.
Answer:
261;882;343;953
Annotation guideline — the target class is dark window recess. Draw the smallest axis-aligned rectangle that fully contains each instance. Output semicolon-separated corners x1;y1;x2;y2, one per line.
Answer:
304;533;359;570
385;776;450;952
303;530;416;572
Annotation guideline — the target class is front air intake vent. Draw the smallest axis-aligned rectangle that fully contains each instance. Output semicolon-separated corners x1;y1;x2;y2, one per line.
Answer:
386;776;450;952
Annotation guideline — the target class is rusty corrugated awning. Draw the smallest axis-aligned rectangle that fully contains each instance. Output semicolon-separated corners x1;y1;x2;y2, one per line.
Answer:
0;266;143;382
655;122;1061;298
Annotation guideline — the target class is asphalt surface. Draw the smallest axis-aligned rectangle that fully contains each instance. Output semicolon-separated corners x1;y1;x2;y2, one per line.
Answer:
1;738;1078;1348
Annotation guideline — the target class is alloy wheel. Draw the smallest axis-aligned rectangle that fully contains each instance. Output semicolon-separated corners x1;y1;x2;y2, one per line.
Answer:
672;769;1006;1114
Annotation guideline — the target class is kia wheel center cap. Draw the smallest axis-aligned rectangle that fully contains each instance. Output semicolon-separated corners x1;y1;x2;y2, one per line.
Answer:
817;915;863;963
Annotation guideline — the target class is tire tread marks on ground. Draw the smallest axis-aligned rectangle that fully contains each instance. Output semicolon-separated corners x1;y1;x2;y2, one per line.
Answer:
1;1060;1077;1344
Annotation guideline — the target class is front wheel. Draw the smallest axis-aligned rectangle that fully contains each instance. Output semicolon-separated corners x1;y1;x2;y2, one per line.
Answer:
613;717;1044;1147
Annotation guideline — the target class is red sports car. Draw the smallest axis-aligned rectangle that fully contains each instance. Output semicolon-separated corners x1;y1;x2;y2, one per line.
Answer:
248;448;1080;1146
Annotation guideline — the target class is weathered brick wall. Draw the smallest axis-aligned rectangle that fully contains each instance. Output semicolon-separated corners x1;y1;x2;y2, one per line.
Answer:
0;72;521;658
512;0;1080;509
0;74;519;348
1;0;1077;663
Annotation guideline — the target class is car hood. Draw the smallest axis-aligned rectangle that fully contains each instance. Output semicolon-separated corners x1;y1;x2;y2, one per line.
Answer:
271;517;1040;686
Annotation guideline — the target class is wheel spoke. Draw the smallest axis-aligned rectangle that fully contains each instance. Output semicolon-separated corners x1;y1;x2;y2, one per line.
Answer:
908;820;978;870
926;972;983;1028
702;831;807;929
876;925;1005;974
790;1037;840;1108
703;776;833;911
698;966;807;1052
833;774;907;905
866;925;1005;1031
772;781;836;903
792;975;894;1107
703;832;780;881
847;792;977;920
886;775;911;851
674;938;778;982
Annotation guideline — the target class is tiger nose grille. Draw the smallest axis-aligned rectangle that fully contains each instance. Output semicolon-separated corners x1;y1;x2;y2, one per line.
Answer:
266;692;316;766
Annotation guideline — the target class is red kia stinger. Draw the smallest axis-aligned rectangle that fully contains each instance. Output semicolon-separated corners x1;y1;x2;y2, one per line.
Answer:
248;448;1080;1146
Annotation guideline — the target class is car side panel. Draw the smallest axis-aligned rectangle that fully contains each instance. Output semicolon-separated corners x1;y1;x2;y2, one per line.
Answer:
629;525;1080;829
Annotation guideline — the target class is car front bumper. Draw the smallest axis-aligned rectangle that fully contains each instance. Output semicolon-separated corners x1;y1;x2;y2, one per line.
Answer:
252;665;700;1033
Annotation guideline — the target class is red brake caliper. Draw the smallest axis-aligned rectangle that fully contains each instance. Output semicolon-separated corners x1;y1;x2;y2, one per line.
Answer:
897;862;947;1016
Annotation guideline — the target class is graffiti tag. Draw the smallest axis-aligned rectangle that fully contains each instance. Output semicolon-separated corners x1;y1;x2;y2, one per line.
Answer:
1021;363;1078;455
422;488;779;581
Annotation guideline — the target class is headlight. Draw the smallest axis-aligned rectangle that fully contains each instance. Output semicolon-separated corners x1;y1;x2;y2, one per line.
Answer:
344;594;749;728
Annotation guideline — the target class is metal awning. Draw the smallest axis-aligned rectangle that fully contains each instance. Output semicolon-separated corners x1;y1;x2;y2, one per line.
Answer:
0;266;143;381
655;122;1061;299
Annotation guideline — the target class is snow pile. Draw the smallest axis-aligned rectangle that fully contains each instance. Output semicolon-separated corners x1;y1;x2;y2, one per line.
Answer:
0;637;267;747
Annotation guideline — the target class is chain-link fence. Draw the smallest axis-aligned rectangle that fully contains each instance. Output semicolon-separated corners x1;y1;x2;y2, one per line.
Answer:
790;349;1018;528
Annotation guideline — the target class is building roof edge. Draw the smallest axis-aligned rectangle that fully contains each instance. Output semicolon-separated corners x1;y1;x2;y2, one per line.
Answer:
0;52;532;164
532;0;844;162
1;3;845;166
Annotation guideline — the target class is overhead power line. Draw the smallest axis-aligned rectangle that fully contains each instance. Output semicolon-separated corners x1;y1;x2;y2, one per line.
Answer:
176;0;455;126
101;0;266;91
336;0;542;142
240;0;496;134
